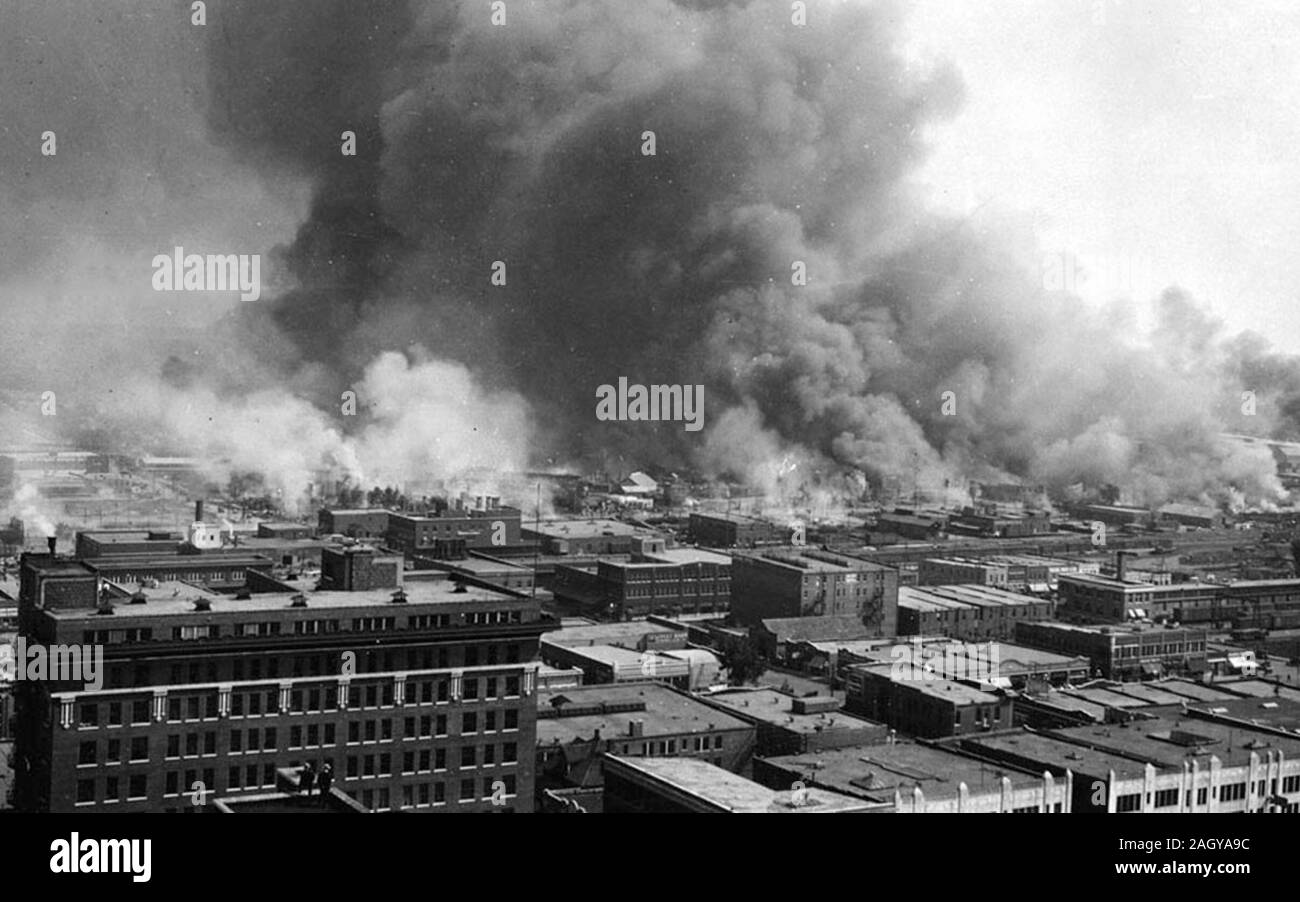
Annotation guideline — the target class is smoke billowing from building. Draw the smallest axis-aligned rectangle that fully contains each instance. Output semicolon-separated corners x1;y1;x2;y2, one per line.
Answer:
5;0;1300;512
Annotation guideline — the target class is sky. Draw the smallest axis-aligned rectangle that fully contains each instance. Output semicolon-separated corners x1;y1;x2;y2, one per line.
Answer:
902;0;1300;350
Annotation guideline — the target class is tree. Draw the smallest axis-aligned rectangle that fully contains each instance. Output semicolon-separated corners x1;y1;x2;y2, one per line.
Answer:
724;642;767;686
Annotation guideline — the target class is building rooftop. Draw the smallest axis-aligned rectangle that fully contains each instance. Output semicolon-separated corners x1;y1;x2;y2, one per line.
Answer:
604;755;874;813
1216;679;1300;700
758;615;875;644
963;731;1151;779
543;620;683;649
699;687;883;734
525;519;660;539
761;741;1049;803
1188;696;1300;735
537;683;751;746
43;574;525;622
901;584;1044;609
1151;680;1242;703
848;663;1004;704
736;549;893;574
642;547;732;566
1049;715;1300;769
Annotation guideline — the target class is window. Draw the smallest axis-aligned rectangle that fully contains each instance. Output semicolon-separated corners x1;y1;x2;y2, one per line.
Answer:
504;709;518;730
463;712;477;734
460;779;475;802
503;743;517;764
485;711;496;732
165;772;179;796
77;779;95;804
434;782;446;803
130;737;149;762
435;748;446;771
78;741;97;765
505;676;520;697
263;764;276;787
108;739;121;762
231;731;243;753
1154;789;1178;808
436;715;447;737
463;678;478;701
128;775;147;799
185;734;199;757
204;732;217;755
461;746;476;768
80;703;99;727
1221;783;1247;802
166;734;181;758
108;702;122;726
1116;793;1141;812
1197;788;1208;805
483;745;496;765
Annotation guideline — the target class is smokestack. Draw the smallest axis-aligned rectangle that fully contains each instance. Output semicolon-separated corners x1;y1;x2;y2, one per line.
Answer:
1116;551;1129;582
195;500;204;522
46;536;56;555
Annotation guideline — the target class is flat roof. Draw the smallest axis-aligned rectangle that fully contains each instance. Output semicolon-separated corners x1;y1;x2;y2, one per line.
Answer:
1064;687;1150;709
525;519;660;539
537;683;751;745
643;548;732;566
604;755;873;812
1104;683;1191;706
700;688;882;734
1217;679;1300;700
43;575;524;622
1189;696;1300;734
963;731;1151;779
760;742;1049;802
1049;715;1300;768
543;620;683;649
735;550;893;574
547;644;688;671
850;664;1003;704
1020;620;1202;636
1151;680;1242;703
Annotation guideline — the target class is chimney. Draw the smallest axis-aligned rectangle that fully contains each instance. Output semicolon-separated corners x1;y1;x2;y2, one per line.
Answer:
1116;551;1129;582
46;536;57;555
195;500;204;522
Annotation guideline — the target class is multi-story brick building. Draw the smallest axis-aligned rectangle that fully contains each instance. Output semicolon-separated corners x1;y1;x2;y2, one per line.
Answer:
729;549;898;635
552;548;731;619
1014;620;1208;680
687;512;785;548
387;507;523;559
1057;573;1218;622
896;585;1053;641
318;509;391;540
844;663;1013;739
14;545;554;813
